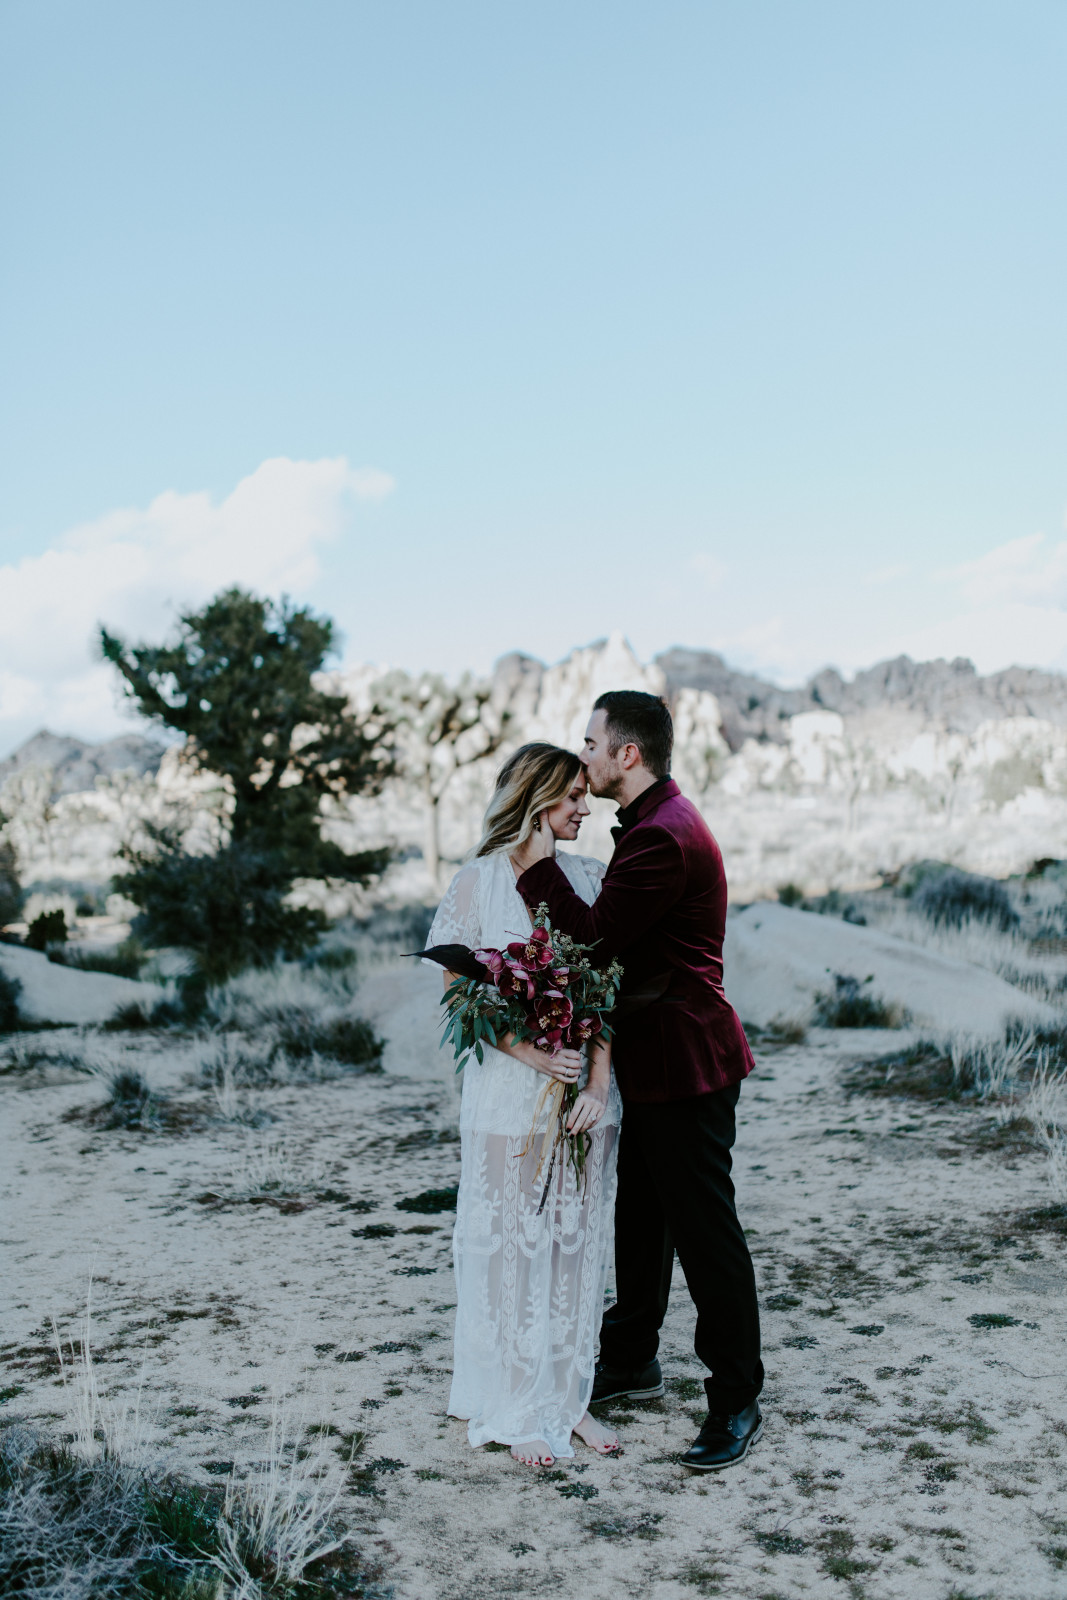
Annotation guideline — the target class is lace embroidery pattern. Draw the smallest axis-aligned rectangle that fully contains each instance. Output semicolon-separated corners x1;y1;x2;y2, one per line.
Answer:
427;851;620;1456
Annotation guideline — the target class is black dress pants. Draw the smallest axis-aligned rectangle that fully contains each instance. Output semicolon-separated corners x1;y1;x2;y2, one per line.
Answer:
599;1080;763;1412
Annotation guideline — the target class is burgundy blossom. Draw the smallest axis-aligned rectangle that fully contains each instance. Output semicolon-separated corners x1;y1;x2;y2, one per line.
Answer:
498;960;536;1001
506;925;555;970
549;967;571;989
474;947;505;977
534;989;574;1034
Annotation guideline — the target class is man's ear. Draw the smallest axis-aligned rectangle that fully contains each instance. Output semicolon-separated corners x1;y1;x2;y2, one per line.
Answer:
619;743;642;772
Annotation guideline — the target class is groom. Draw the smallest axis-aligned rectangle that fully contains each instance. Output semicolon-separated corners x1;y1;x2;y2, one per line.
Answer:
516;689;763;1470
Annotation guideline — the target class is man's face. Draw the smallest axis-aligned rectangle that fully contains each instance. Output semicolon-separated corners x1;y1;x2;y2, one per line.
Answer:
581;709;625;801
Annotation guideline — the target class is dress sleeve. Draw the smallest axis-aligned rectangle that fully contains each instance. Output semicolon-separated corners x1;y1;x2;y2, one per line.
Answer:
557;852;608;904
424;862;483;961
578;855;608;894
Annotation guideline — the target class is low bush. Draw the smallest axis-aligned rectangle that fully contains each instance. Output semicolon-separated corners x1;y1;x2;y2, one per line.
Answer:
203;961;383;1070
278;1013;383;1069
0;837;22;928
815;974;903;1028
766;1017;808;1045
0;969;21;1032
57;940;145;979
100;1068;158;1129
908;863;1019;932
0;1420;370;1600
776;883;805;907
102;997;189;1031
25;909;67;952
303;943;359;974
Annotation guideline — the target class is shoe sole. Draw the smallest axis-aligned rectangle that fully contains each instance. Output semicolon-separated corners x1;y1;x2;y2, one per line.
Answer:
681;1418;763;1473
591;1382;665;1405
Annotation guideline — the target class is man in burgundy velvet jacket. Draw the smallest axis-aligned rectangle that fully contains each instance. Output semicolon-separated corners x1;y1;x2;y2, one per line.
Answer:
516;689;764;1471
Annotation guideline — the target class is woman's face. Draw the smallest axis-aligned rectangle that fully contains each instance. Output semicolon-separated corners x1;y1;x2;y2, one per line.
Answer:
544;770;591;841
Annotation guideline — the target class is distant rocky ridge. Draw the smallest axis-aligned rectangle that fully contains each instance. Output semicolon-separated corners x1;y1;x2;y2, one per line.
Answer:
3;640;1066;903
0;729;165;798
495;646;1067;752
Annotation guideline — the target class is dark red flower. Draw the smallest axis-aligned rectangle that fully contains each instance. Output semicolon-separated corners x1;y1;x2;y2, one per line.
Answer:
498;959;536;1000
474;947;505;977
506;926;555;970
534;990;574;1035
549;967;571;988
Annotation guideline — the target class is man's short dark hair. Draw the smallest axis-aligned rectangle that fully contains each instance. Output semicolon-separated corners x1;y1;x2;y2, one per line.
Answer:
593;690;673;779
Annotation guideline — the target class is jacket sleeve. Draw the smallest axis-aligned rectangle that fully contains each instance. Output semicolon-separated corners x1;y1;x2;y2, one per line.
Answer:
518;827;685;959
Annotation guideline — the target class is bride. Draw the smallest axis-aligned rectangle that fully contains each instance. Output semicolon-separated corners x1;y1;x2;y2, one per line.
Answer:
426;743;622;1467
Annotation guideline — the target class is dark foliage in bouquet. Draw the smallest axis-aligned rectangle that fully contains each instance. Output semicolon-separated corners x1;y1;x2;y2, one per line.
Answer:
101;588;395;981
421;904;622;1194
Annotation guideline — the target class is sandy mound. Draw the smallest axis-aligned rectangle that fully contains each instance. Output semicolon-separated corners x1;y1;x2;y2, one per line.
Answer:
724;901;1056;1036
0;942;164;1025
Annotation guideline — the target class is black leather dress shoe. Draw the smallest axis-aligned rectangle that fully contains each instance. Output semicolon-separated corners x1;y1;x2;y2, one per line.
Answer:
681;1401;763;1471
590;1357;665;1405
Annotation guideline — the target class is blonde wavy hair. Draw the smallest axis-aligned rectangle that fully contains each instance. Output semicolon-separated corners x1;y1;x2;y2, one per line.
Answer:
475;743;583;858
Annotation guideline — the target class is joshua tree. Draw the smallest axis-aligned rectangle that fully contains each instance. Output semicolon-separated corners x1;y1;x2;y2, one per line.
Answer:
373;670;508;885
101;587;394;979
0;766;58;882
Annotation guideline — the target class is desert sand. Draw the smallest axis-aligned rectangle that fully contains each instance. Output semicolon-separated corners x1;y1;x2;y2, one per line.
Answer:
2;934;1066;1600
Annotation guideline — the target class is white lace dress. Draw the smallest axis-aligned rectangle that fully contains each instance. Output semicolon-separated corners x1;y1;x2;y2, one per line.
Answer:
427;850;622;1458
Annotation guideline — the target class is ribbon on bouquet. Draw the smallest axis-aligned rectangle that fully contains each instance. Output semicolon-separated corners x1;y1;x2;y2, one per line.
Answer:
516;1075;572;1216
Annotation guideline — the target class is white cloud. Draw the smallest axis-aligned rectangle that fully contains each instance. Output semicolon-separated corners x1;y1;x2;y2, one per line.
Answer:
688;552;727;588
897;528;1067;674
951;531;1067;609
861;562;911;587
0;457;393;753
899;601;1067;676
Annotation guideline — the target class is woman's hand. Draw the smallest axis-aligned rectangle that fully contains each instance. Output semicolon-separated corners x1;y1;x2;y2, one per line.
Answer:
516;1041;582;1085
567;1083;608;1134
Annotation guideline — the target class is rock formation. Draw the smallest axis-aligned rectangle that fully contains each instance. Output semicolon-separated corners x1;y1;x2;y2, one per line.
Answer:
3;635;1066;907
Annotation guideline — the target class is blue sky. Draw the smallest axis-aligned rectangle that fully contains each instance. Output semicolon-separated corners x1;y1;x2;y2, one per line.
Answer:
1;1;1066;751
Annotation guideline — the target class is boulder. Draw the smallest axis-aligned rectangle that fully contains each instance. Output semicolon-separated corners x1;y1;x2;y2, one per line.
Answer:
0;944;165;1027
724;901;1058;1038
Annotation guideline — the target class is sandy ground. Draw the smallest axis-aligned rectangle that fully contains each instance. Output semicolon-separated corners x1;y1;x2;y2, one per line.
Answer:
2;958;1066;1600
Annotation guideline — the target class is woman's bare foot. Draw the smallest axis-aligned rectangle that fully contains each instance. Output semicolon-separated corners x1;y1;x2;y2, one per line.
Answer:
510;1439;555;1467
573;1411;620;1455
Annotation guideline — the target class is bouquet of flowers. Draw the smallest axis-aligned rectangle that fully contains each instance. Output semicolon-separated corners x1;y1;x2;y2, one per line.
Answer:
419;904;622;1203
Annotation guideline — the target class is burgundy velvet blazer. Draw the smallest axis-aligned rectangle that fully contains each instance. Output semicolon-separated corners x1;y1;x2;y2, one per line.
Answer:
517;779;753;1104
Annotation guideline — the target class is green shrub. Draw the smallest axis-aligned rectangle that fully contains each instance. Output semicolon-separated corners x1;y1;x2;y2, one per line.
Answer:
26;908;67;952
103;997;188;1031
907;863;1019;932
0;838;22;928
277;1011;383;1068
0;970;21;1032
103;1069;156;1128
58;939;144;979
304;943;359;974
815;974;903;1028
777;883;804;907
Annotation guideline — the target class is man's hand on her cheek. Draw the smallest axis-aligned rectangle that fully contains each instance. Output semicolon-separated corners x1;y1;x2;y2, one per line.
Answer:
528;812;557;862
510;812;557;875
